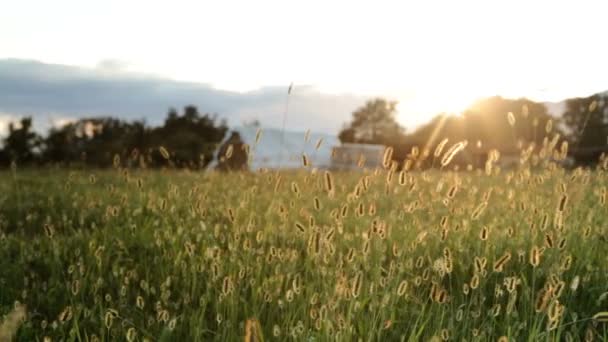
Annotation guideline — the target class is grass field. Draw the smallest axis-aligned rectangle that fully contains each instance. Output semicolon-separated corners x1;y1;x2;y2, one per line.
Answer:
1;160;607;341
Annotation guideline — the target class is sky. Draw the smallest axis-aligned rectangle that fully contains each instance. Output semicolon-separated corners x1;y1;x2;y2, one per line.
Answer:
0;59;369;135
1;0;608;134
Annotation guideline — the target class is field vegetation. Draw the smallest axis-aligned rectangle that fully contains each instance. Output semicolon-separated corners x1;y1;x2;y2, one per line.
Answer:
1;141;608;341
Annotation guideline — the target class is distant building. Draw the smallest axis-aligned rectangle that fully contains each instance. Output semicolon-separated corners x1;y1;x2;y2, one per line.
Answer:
330;143;386;170
207;127;340;170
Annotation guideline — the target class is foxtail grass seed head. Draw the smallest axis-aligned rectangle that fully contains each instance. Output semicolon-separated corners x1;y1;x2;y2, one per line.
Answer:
434;288;448;304
558;194;568;212
43;224;54;238
544;233;554;248
113;154;120;168
441;141;466;167
159;146;170;159
589;100;598;112
447;185;458;199
382;147;394;168
126;328;137;342
291;182;300;196
313;196;321;211
302;153;309;167
324;171;334;194
398;171;406;185
397;280;408;296
479;226;489;240
244;318;262;342
470;274;480;289
351;272;363;298
560;141;569;159
412;146;420;158
535;287;553;313
507;112;516;126
225;144;234;158
592;312;608;322
493;252;512;272
434;138;449;157
136;296;145;309
315;138;324;150
295;221;306;233
255;128;263;144
222;276;232;295
472;202;488;220
530;246;541;267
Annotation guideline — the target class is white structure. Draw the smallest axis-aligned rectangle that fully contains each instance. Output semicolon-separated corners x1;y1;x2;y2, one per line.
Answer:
209;126;340;170
330;143;386;170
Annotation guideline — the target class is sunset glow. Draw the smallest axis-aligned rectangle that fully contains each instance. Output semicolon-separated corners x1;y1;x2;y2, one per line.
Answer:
2;0;608;128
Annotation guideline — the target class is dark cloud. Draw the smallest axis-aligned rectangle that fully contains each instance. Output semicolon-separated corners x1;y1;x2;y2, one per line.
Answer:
0;59;368;134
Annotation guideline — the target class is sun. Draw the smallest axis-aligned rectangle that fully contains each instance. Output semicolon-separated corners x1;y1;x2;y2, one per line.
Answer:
396;89;482;129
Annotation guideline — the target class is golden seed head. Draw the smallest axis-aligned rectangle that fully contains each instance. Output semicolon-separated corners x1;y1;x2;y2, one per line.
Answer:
159;146;170;159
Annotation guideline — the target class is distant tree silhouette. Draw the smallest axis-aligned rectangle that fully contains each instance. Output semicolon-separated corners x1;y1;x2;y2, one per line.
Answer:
338;98;405;145
404;96;561;168
2;94;603;169
216;131;249;172
43;123;79;165
462;97;554;149
562;93;608;164
0;149;7;166
1;105;228;169
412;97;555;145
42;117;148;167
150;105;228;168
2;117;41;165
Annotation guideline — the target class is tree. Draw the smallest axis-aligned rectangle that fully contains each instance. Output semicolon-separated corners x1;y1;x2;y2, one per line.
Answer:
149;105;228;168
459;96;556;149
42;124;78;165
403;96;560;169
338;98;405;145
37;105;229;169
42;117;148;167
561;93;608;164
2;117;41;165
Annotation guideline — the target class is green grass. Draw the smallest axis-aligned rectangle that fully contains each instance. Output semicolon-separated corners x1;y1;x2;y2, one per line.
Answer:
0;164;607;341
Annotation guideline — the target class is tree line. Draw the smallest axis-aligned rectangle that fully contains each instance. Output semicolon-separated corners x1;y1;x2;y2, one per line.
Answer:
1;91;607;169
339;92;608;167
0;105;231;169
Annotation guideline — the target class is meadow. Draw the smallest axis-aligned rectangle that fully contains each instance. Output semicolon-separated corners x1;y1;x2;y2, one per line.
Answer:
1;149;608;341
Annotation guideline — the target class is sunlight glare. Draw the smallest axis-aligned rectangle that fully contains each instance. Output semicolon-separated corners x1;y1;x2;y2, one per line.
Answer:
396;87;482;129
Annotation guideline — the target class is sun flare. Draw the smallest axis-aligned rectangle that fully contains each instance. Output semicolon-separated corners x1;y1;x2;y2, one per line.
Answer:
396;88;482;129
